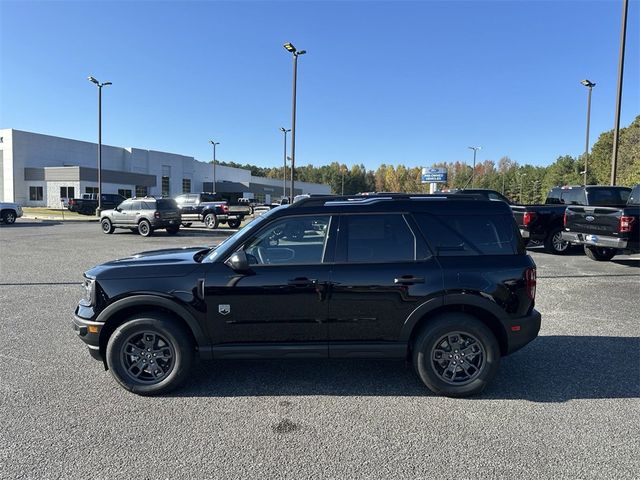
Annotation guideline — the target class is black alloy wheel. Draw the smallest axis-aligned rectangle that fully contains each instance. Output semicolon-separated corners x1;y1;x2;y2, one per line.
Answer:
2;211;16;224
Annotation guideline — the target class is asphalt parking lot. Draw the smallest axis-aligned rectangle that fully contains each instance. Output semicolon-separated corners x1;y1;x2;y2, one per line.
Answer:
1;220;638;479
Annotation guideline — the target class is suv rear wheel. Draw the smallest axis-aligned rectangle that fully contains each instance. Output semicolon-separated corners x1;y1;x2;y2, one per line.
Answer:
412;313;500;397
166;225;180;235
1;210;17;224
227;218;241;229
105;315;194;395
544;227;570;255
138;219;153;237
204;213;219;229
584;245;617;261
101;218;115;234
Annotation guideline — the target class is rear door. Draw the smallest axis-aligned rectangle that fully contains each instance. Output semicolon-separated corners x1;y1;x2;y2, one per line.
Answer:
327;213;442;349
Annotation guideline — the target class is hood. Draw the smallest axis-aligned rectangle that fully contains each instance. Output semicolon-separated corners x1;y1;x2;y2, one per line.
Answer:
86;246;210;280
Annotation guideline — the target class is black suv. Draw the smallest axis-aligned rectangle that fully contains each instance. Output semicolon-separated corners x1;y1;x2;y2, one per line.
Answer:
73;194;540;397
100;197;182;237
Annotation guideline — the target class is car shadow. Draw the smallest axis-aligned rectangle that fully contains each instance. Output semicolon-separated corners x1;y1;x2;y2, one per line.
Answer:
612;259;639;268
0;221;61;227
111;228;236;239
173;335;640;402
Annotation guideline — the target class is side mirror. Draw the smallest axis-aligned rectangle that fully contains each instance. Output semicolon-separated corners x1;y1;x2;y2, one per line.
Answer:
226;250;250;272
115;207;121;212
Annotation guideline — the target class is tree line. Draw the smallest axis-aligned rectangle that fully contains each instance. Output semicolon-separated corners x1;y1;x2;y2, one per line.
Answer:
219;115;639;204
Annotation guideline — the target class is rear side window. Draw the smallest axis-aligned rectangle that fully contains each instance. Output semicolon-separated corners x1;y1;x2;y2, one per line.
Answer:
157;199;178;210
414;213;518;256
587;188;631;206
338;214;420;263
628;186;640;205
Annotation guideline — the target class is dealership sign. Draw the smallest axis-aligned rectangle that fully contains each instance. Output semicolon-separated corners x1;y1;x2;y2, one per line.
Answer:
421;167;448;183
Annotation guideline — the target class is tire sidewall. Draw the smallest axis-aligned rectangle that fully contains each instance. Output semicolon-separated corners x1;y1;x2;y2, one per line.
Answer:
204;213;218;229
106;317;193;395
101;218;113;234
413;314;500;397
227;219;240;229
545;227;569;255
138;219;152;236
3;211;16;224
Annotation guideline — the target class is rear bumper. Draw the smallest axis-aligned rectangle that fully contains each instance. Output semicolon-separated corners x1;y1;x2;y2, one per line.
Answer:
561;231;627;249
149;218;181;228
72;312;103;360
504;309;541;355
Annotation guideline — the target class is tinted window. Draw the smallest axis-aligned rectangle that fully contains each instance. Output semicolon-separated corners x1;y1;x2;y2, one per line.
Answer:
545;189;562;204
200;194;221;202
628;186;640;205
560;189;585;205
244;215;331;265
339;214;417;263
415;213;517;256
587;187;631;206
156;199;179;210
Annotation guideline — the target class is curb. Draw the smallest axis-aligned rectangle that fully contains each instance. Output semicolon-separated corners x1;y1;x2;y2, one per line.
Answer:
21;215;100;222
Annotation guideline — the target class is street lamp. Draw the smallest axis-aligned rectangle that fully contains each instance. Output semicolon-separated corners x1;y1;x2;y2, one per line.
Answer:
87;76;112;214
468;146;481;187
580;79;595;186
279;127;291;199
283;42;306;198
210;140;220;193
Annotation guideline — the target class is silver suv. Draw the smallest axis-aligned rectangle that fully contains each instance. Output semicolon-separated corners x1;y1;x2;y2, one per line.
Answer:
100;197;181;237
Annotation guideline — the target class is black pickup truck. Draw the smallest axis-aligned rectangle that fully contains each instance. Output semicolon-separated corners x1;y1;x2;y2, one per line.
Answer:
68;193;126;215
562;184;639;261
511;186;632;254
174;193;249;229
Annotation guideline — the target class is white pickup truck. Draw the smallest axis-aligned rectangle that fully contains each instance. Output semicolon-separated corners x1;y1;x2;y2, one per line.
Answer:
0;201;23;224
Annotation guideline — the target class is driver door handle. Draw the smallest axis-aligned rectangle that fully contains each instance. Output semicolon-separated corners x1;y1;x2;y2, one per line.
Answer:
394;275;425;285
288;277;317;287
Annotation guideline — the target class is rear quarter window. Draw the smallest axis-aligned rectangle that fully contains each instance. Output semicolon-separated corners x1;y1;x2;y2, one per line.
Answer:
414;213;518;256
628;186;640;205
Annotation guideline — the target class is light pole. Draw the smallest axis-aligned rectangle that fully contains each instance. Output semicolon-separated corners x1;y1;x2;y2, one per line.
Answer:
468;146;481;187
280;127;291;199
580;79;595;186
87;76;112;214
287;156;293;197
611;0;629;186
283;42;306;199
210;140;219;193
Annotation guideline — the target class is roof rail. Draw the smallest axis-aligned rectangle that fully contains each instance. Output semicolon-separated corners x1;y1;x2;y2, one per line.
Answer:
294;192;485;208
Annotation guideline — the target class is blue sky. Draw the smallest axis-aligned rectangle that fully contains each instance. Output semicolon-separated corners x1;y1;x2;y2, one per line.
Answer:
1;0;638;170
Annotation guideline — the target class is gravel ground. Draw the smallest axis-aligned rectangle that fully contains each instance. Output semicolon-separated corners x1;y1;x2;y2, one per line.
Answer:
1;220;638;479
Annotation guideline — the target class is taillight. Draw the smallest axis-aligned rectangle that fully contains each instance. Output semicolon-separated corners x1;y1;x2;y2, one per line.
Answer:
525;267;536;300
619;215;635;233
154;211;161;219
222;204;229;213
563;210;567;226
523;212;536;227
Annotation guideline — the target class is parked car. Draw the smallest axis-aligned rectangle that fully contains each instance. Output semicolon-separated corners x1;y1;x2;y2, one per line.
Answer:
0;201;23;224
68;193;126;215
511;185;632;254
443;188;514;204
73;193;540;398
562;184;640;261
174;193;248;229
100;197;181;237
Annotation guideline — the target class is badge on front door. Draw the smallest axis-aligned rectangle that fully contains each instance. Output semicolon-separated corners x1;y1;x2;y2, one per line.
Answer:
218;304;231;315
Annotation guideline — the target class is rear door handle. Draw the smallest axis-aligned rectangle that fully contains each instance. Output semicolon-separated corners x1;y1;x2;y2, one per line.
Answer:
288;277;317;287
394;275;425;285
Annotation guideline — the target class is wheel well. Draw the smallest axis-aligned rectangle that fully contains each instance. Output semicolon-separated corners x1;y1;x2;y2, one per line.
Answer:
407;305;508;357
1;208;16;215
98;305;198;364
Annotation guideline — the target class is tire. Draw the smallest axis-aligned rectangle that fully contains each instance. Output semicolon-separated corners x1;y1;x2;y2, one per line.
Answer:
584;245;617;261
544;227;570;255
227;218;241;229
1;210;17;224
412;313;500;397
166;226;180;235
101;218;115;234
181;222;192;228
105;315;194;395
138;219;153;237
204;213;219;229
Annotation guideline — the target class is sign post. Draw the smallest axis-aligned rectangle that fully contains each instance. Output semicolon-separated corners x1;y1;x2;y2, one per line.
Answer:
421;167;448;194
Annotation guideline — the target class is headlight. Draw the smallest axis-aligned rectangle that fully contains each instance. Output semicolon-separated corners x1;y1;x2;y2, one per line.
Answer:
81;277;96;306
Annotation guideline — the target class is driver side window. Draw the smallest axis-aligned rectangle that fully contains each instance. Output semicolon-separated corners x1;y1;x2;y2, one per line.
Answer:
243;215;331;265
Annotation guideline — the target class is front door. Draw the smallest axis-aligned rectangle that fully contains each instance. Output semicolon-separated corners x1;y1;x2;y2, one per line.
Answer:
204;214;336;350
327;214;443;346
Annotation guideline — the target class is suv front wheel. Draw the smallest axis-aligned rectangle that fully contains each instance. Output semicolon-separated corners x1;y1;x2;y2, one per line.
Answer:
101;218;115;234
105;315;194;395
412;313;500;397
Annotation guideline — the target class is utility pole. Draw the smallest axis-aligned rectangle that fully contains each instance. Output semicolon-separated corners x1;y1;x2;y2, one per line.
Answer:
611;0;629;186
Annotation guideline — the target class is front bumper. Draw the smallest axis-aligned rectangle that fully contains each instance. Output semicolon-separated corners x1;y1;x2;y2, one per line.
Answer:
72;312;104;360
561;231;627;249
504;309;541;355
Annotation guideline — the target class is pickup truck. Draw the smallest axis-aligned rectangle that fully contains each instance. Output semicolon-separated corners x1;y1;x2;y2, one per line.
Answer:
562;184;639;261
68;193;126;215
174;193;250;229
511;185;632;255
0;201;23;224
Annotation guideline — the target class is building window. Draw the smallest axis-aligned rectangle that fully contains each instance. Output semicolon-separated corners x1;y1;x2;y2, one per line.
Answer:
182;178;191;193
29;186;43;201
118;189;132;199
162;176;170;197
86;186;99;194
60;186;75;199
135;185;148;197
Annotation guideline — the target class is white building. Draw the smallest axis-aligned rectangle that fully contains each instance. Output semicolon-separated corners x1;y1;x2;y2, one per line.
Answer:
0;129;330;207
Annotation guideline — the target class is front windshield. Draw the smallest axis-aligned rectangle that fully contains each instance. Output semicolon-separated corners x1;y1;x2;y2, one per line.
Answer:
204;205;287;262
